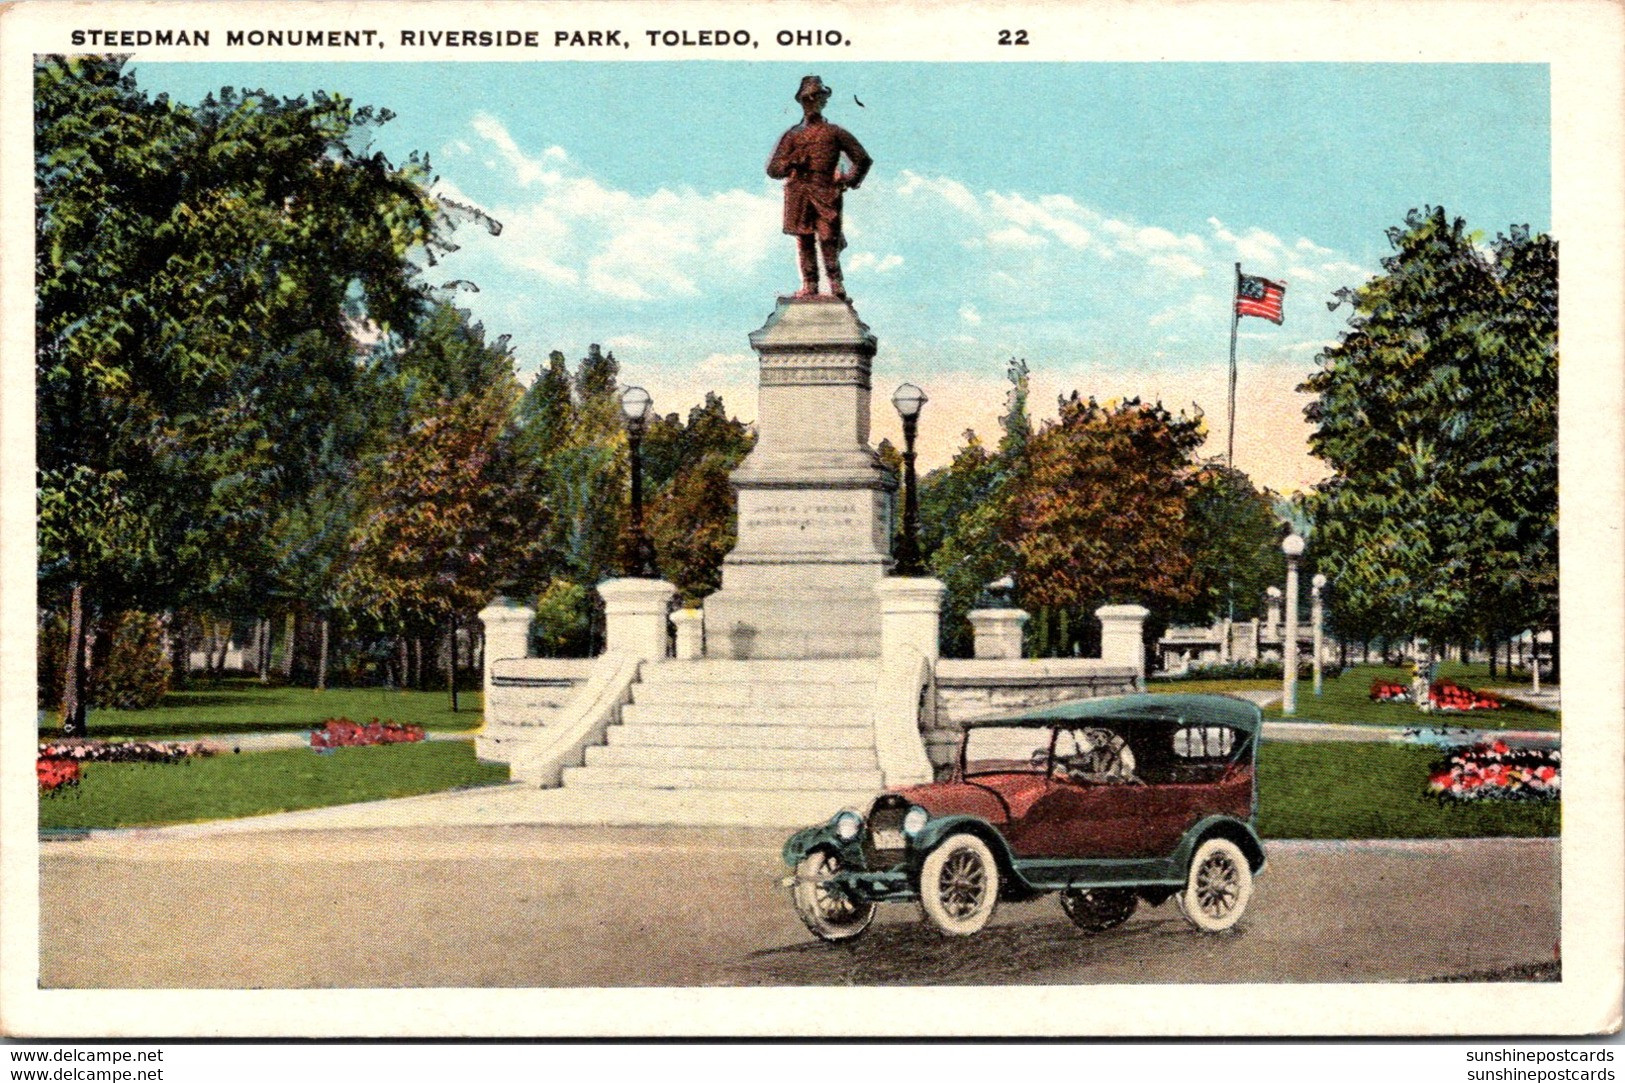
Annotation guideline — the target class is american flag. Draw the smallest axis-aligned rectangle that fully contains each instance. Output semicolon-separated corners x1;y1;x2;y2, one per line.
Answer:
1235;272;1286;324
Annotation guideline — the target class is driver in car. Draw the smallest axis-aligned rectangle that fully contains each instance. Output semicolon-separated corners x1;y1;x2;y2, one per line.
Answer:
1054;728;1138;783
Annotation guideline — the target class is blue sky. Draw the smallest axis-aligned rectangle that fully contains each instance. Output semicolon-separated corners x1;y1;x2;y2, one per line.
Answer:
130;61;1551;490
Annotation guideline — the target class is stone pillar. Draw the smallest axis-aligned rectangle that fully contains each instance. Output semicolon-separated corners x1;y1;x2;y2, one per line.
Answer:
670;607;704;661
477;598;535;700
597;578;677;662
1096;604;1151;689
967;608;1028;660
1264;586;1283;640
876;577;946;663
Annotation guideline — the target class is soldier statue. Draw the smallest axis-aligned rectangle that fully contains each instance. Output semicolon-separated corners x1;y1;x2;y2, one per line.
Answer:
767;75;873;300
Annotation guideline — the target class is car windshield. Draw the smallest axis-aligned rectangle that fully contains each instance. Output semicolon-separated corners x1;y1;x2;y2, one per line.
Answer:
962;725;1050;776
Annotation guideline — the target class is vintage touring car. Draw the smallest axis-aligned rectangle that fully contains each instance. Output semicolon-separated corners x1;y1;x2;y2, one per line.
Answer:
781;693;1265;940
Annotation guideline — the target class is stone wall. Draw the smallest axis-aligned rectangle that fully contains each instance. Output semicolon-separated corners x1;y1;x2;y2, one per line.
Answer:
926;658;1139;774
485;658;596;726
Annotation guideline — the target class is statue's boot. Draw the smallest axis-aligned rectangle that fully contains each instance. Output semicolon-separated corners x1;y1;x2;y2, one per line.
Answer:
795;236;820;297
821;238;846;299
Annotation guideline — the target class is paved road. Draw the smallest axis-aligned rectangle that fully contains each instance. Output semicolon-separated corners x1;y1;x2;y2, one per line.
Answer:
39;829;1558;988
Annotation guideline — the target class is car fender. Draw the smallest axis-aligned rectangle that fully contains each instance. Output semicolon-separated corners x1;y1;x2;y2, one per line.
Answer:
910;814;1035;890
782;822;854;867
1172;814;1266;874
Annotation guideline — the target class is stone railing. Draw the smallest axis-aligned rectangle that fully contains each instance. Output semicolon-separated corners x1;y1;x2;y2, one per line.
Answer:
926;658;1140;773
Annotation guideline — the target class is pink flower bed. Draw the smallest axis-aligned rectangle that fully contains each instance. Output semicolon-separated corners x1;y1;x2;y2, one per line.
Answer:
1370;680;1410;702
1429;740;1559;802
310;717;426;749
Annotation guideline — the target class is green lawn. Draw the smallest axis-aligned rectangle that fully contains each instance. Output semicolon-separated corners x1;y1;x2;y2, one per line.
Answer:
1257;741;1558;839
1157;663;1558;731
40;680;484;740
1260;663;1559;731
38;740;509;831
1146;678;1280;696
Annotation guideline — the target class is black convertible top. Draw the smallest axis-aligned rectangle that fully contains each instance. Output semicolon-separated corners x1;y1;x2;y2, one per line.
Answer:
965;692;1262;736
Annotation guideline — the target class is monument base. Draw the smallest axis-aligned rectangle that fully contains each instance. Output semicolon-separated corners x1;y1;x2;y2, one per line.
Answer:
704;559;888;658
702;297;897;660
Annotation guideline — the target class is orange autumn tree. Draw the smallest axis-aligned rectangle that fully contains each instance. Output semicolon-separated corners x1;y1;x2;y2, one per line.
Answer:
1007;394;1205;653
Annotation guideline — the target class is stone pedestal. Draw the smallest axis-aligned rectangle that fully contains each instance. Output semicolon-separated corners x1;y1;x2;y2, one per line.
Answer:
670;608;704;661
1096;604;1150;690
704;298;897;658
598;578;676;662
967;608;1029;660
477;598;535;700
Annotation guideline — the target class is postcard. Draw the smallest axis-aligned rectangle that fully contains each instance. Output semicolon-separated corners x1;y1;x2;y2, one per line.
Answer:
1;0;1621;1040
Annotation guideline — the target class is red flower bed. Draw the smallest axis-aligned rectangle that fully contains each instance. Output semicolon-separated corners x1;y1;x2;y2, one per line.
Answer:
310;717;426;749
1370;680;1410;703
1427;679;1501;712
37;757;81;793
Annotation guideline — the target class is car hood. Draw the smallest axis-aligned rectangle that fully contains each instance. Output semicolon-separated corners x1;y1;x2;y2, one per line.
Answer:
891;774;1050;824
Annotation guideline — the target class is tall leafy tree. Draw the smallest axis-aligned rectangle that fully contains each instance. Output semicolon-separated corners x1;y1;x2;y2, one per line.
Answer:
643;393;755;602
1174;463;1288;626
339;305;548;704
36;56;449;731
1010;395;1205;620
1301;208;1557;663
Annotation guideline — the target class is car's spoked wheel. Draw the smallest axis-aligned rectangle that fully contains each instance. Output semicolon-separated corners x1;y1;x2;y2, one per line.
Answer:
1177;838;1253;933
1060;887;1139;933
919;834;999;936
791;850;875;942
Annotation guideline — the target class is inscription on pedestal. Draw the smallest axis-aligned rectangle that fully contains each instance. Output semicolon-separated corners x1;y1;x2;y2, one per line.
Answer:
743;499;862;533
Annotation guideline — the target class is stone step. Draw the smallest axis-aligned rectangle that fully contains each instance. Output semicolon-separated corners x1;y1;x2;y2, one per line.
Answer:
631;681;875;709
638;658;879;685
584;744;879;771
619;703;872;728
605;722;875;749
562;764;885;792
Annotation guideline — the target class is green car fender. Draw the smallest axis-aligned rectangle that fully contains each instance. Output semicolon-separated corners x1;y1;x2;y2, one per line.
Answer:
908;814;1028;883
781;820;862;868
1170;814;1267;876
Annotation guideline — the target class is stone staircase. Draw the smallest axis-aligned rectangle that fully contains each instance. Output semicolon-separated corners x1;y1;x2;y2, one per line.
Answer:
557;657;885;821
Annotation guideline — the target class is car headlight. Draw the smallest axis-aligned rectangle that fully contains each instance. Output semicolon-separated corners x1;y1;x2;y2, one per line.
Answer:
902;805;929;836
834;810;863;840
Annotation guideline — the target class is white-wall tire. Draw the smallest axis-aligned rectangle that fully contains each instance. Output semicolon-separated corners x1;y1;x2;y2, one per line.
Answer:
918;834;1000;936
791;850;875;942
1178;837;1253;933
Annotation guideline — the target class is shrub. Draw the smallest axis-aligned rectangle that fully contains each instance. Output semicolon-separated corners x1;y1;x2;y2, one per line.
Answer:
310;717;426;749
99;611;172;708
1166;658;1342;682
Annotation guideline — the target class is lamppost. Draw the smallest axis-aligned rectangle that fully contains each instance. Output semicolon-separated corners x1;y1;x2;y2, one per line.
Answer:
891;382;928;576
1281;532;1305;715
1311;572;1327;696
619;385;659;579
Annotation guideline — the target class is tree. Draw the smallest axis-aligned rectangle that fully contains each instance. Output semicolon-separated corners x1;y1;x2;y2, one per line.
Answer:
1009;395;1205;650
1174;463;1287;626
36;56;451;731
1301;208;1557;661
643;393;755;602
339;306;548;706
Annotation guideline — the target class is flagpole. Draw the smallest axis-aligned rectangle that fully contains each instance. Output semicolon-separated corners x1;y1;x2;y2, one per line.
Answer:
1227;261;1241;469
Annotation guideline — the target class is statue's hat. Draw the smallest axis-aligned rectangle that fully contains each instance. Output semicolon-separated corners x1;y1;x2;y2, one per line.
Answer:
795;75;831;102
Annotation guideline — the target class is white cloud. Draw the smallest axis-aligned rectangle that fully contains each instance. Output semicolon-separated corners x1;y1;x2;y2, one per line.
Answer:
849;252;904;274
987;226;1044;249
1149;252;1207;278
468;114;778;302
958;303;983;326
